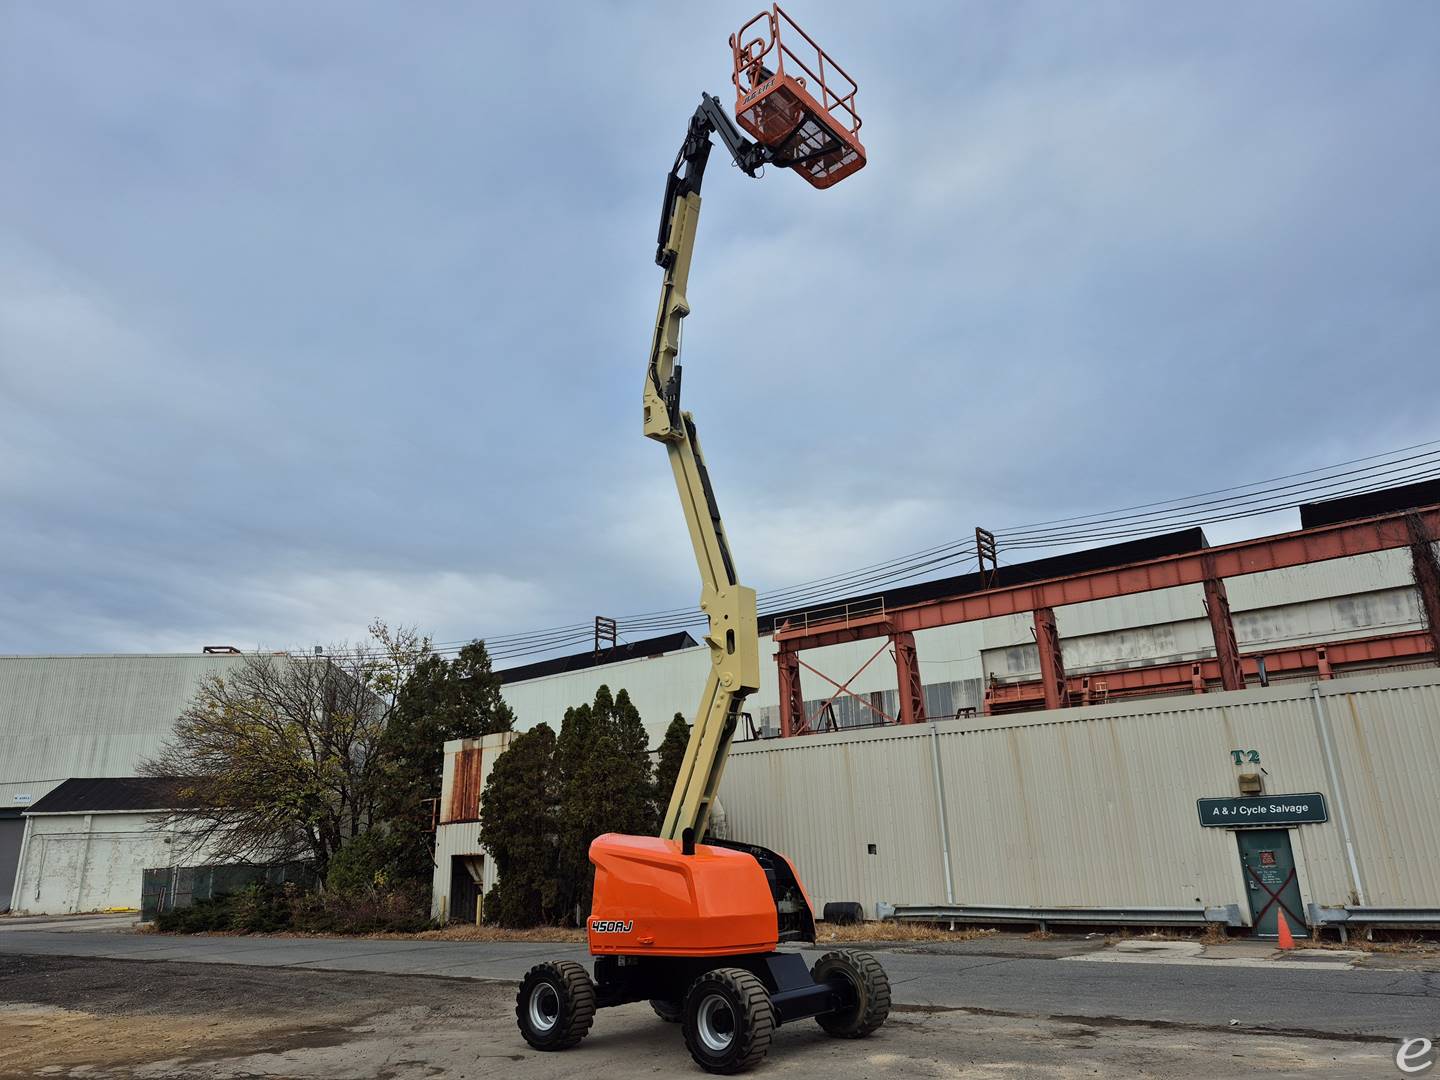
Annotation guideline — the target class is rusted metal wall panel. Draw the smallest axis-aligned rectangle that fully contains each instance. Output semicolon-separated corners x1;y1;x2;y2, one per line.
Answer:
444;748;484;824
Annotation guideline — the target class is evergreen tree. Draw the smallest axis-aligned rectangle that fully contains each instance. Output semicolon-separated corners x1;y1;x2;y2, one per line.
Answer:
653;712;691;826
380;640;515;883
554;685;657;921
478;723;557;927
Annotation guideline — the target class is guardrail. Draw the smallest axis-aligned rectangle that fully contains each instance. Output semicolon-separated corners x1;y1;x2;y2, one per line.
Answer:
770;596;886;637
1308;904;1440;942
889;903;1244;932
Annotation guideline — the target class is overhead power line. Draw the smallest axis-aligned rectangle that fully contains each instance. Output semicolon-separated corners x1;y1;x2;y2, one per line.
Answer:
312;438;1439;663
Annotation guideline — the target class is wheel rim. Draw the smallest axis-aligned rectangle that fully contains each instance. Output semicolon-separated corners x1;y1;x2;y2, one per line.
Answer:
696;992;736;1053
528;982;560;1033
823;962;862;1022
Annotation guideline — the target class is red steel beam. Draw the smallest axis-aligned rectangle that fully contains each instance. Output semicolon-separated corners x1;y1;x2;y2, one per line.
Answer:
1203;556;1246;692
776;646;805;737
1406;512;1440;661
1033;607;1067;710
982;629;1435;711
893;631;927;724
775;506;1440;651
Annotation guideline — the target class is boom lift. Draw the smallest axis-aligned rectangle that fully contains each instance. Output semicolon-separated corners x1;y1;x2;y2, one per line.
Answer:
515;9;884;1073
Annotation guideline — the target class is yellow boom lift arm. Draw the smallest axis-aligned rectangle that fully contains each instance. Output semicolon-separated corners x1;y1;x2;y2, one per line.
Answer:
643;95;770;842
514;16;879;1072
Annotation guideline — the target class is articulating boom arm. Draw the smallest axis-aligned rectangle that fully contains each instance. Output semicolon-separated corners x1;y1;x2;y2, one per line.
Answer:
646;95;770;842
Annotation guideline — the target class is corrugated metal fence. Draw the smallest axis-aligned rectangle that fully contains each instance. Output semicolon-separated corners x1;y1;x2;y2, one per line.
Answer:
719;669;1440;923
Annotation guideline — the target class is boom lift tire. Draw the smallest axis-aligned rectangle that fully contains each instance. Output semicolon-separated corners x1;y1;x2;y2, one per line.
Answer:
681;968;776;1074
651;998;684;1023
810;950;890;1038
515;961;596;1051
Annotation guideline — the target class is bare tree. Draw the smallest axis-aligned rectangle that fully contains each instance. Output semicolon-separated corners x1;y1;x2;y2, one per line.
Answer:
142;621;430;876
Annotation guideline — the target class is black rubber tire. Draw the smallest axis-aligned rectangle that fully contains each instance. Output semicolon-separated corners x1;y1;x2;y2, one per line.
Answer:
650;998;684;1023
811;950;890;1038
681;967;775;1074
515;961;596;1051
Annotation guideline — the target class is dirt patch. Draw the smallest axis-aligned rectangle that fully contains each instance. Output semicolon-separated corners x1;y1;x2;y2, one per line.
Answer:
0;953;1406;1079
0;954;446;1075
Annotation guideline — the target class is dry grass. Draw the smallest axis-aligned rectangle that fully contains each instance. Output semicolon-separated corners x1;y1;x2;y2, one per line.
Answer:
360;925;586;943
139;923;587;943
815;921;998;944
1293;933;1440;955
1199;923;1229;946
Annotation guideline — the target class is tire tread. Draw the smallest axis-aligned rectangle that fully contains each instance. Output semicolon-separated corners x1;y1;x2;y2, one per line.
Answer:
813;949;890;1038
682;967;775;1074
516;960;596;1050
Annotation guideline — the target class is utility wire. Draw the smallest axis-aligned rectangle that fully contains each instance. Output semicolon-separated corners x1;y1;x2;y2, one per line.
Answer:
312;440;1439;663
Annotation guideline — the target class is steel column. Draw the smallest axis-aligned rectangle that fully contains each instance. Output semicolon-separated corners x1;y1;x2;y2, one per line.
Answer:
1202;556;1246;692
776;645;805;737
1033;607;1067;711
893;631;927;724
1406;512;1440;661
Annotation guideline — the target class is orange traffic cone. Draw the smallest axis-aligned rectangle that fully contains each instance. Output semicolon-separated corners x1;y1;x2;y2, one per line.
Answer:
1275;910;1296;950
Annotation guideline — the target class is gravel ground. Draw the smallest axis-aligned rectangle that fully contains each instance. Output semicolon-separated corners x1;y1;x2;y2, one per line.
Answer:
0;954;1412;1079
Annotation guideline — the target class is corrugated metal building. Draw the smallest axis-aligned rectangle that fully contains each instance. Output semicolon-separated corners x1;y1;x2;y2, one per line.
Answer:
0;652;248;911
441;667;1439;933
430;731;516;923
717;668;1440;924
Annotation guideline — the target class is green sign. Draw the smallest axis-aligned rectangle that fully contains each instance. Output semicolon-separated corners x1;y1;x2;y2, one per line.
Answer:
1197;793;1328;828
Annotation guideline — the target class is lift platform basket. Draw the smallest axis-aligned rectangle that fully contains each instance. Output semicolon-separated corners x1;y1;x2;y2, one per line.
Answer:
730;5;866;189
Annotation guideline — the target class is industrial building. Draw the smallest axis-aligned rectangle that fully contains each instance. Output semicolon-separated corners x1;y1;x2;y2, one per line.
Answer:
496;482;1440;745
9;778;217;916
0;650;247;912
430;731;514;923
436;482;1440;933
718;666;1440;931
5;481;1438;932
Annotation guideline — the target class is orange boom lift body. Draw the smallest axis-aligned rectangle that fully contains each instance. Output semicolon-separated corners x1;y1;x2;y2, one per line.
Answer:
515;9;887;1073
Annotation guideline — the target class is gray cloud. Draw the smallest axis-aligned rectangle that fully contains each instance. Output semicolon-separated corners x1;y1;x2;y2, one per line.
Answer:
2;2;1437;655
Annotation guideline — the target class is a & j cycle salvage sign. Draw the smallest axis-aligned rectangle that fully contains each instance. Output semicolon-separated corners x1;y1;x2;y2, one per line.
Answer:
1196;793;1329;827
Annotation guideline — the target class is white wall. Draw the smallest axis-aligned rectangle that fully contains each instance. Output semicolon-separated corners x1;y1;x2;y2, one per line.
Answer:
12;812;208;915
717;668;1440;920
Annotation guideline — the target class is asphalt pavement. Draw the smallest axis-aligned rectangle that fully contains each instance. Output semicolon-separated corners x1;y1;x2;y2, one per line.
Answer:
0;918;1435;1043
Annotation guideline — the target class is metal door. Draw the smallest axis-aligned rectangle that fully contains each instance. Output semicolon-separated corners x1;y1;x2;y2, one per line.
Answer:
0;816;23;912
449;856;479;924
1236;829;1308;938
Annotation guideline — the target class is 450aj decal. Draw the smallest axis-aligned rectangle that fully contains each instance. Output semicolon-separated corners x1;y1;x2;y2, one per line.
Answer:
590;920;633;933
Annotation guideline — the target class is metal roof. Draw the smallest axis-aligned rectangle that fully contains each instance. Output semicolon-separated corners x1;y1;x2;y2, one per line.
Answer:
1299;479;1440;528
497;631;700;684
25;776;187;815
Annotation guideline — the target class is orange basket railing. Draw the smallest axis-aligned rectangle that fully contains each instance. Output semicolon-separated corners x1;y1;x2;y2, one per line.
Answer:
730;5;862;141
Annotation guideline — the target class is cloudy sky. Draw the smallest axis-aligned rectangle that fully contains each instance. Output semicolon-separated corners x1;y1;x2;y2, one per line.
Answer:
2;2;1437;659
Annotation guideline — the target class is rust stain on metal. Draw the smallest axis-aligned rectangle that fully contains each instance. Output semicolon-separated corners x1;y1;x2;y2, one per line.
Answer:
444;747;484;824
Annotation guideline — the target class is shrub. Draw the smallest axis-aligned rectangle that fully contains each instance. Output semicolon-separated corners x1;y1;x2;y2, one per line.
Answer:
325;830;401;896
155;879;433;935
